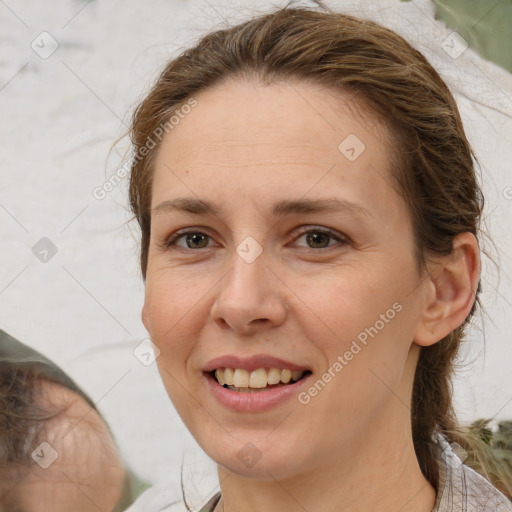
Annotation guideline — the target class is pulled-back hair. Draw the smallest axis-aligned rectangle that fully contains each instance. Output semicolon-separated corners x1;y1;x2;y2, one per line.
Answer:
126;3;511;498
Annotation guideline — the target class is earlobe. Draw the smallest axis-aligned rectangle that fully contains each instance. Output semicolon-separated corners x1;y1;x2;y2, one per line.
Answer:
414;232;480;347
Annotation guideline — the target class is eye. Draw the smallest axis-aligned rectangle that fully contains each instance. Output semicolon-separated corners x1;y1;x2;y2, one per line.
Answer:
162;228;214;251
293;226;349;250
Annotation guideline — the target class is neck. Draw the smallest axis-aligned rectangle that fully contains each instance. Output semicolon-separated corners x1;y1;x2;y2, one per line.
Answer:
214;346;437;512
216;431;435;512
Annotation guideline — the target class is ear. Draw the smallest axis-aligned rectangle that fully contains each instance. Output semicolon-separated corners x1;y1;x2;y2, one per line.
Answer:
414;232;480;347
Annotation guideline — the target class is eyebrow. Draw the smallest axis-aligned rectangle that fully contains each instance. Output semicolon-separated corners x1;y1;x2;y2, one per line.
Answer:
152;197;372;219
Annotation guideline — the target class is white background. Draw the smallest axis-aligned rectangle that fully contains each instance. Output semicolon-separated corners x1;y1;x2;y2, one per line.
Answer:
1;0;511;493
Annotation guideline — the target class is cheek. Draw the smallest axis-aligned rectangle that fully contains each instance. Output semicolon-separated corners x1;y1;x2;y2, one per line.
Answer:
292;265;415;409
144;272;214;391
316;290;414;405
293;264;404;346
144;271;206;343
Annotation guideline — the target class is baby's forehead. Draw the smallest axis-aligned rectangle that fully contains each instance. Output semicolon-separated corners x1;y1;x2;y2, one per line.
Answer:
34;379;111;444
36;378;85;409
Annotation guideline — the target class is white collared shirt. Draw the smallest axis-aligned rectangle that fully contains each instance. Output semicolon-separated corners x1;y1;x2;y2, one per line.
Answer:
432;432;512;511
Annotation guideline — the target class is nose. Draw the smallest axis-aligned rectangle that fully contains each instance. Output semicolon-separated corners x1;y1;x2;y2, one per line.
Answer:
210;244;287;335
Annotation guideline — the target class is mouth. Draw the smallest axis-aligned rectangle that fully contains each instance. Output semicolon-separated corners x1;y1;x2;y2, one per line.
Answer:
207;367;313;393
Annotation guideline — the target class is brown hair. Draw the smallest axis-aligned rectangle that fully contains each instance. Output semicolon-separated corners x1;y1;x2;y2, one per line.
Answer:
126;3;512;498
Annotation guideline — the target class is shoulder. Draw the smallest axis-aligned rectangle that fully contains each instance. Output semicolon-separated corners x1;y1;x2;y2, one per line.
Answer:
433;432;512;512
460;464;512;512
122;484;221;512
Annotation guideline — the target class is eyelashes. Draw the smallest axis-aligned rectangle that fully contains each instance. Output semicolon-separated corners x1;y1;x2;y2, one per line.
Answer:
163;229;212;251
159;225;350;254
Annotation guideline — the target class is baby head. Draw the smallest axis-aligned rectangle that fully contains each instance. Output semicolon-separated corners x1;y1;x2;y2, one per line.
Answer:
0;332;129;512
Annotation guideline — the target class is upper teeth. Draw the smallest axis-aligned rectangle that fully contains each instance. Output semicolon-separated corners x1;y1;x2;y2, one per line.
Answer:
215;368;305;388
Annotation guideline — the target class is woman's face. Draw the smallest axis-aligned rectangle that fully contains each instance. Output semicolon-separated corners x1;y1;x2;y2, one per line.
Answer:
142;78;430;479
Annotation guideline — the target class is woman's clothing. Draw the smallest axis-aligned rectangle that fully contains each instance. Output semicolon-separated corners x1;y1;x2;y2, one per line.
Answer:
124;432;512;511
198;493;221;512
432;432;512;511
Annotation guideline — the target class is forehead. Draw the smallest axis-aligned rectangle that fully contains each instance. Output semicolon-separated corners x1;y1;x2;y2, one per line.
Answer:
151;77;397;217
157;77;389;159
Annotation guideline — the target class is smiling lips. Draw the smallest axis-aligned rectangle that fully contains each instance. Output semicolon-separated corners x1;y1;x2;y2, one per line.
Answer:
203;354;311;392
215;367;307;391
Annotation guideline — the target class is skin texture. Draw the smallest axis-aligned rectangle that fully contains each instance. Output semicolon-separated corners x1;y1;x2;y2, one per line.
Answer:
141;78;480;512
0;380;126;512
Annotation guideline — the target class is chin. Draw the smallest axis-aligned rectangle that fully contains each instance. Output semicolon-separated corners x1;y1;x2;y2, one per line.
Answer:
206;439;304;481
